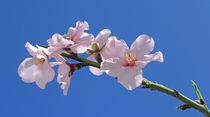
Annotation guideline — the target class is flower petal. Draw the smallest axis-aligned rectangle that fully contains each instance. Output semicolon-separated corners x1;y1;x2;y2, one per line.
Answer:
142;51;164;62
25;42;38;57
68;21;89;41
76;21;89;30
54;55;71;96
95;29;111;49
100;36;128;60
67;21;93;53
35;61;55;89
70;34;93;53
54;55;70;75
100;57;123;77
101;58;122;71
49;62;61;67
18;57;37;83
25;42;48;59
117;73;143;90
57;74;71;96
130;34;154;59
135;51;163;70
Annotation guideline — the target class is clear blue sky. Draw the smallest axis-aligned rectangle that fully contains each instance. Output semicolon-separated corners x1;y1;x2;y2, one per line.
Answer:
1;0;210;117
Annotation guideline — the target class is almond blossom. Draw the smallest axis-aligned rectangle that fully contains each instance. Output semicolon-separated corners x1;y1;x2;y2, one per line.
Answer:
65;21;94;53
18;42;56;89
101;34;163;90
88;35;128;76
87;29;111;76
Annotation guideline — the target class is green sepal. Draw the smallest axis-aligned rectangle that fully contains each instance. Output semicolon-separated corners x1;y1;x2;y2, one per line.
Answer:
92;43;97;51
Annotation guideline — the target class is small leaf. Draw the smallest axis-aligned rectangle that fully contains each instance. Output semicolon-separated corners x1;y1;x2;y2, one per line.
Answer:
192;80;203;100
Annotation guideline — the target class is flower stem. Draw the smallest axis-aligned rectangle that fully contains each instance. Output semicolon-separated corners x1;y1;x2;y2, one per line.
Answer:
142;79;210;117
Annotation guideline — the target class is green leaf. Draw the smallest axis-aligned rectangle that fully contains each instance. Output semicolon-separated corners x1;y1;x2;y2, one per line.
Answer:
192;80;203;100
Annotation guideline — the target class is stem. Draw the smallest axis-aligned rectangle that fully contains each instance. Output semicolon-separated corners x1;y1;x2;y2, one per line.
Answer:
61;51;100;68
142;79;210;117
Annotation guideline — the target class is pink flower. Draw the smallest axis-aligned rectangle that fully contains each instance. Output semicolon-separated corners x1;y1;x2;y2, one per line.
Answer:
88;35;128;76
18;42;57;89
101;34;163;90
87;29;111;76
47;33;74;57
66;21;94;53
55;55;74;96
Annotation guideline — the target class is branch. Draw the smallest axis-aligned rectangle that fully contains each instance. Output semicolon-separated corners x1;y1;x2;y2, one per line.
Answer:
61;50;210;116
142;79;210;117
61;51;100;68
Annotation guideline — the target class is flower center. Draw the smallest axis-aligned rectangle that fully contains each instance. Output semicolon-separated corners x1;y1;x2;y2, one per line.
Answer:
66;33;78;44
122;53;136;68
34;58;45;64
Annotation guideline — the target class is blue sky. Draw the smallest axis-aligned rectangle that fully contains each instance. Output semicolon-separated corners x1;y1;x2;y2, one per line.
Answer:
1;0;210;117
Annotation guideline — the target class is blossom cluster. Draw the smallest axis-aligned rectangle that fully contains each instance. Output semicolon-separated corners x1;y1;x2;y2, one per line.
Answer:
18;21;163;96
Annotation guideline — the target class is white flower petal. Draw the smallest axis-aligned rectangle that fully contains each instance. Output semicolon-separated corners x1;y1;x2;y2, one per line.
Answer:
142;51;164;63
67;21;93;54
18;57;37;83
70;37;93;53
25;42;48;59
95;29;111;49
130;34;154;59
57;73;71;96
100;58;122;71
90;66;103;76
68;21;89;41
100;36;128;60
100;58;124;77
117;73;143;90
135;51;164;69
35;61;55;89
54;55;71;96
106;68;123;78
54;55;70;75
25;42;38;57
76;21;89;30
49;62;61;67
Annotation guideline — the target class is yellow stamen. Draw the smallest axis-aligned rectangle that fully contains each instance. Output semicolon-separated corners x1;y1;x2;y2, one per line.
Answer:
34;58;45;64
